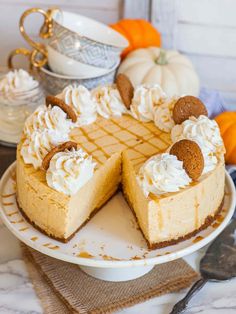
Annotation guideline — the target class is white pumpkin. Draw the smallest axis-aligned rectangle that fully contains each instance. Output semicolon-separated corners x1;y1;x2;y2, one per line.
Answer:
118;47;200;97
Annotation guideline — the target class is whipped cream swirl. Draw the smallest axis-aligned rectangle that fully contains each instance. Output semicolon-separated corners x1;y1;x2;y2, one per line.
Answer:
0;69;39;95
130;84;166;122
21;129;69;169
92;84;127;119
0;69;43;144
46;148;96;195
154;97;177;132
171;115;225;174
137;153;191;197
60;85;97;126
23;105;74;137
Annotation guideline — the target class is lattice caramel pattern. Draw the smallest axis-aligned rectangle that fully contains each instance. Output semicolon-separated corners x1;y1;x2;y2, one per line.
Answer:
70;115;172;172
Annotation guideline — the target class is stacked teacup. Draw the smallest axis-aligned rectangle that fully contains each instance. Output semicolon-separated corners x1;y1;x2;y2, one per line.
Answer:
19;8;128;94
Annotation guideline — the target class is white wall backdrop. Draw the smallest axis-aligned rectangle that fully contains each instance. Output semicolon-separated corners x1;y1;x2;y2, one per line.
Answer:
151;0;236;104
0;0;236;104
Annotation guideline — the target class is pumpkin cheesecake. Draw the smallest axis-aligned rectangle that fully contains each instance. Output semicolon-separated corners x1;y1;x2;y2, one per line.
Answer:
16;80;225;248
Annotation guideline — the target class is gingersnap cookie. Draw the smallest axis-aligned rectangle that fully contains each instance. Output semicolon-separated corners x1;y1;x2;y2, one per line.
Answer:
173;96;208;124
46;95;77;123
116;73;134;109
170;139;204;180
42;141;77;170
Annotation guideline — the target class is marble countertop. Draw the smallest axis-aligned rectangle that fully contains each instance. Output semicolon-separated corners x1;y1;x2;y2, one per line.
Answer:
1;218;236;314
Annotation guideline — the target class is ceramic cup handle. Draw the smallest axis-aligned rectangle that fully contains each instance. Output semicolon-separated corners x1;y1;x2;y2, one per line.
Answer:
8;47;32;70
19;8;51;50
19;7;60;67
8;47;48;69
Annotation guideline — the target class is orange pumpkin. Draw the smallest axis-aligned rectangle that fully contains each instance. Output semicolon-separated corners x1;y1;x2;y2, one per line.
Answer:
215;111;236;164
110;19;161;59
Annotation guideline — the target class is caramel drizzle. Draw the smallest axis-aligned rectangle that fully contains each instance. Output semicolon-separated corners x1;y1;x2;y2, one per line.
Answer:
43;243;51;247
19;227;29;232
2;192;16;198
77;251;94;258
193;236;204;243
94;120;149;158
10;171;16;181
96;117;169;162
80;129;109;162
48;245;59;250
194;198;200;229
2;202;14;206
131;255;142;260
71;115;170;171
10;219;24;224
99;254;121;261
42;243;59;250
7;211;18;217
212;222;220;228
111;118;164;153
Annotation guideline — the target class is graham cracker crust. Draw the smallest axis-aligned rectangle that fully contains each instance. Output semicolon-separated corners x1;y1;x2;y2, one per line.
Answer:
16;186;119;243
123;189;224;250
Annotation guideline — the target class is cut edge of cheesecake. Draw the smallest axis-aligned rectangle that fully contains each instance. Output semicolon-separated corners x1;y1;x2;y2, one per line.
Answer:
16;143;122;242
121;150;225;249
16;189;117;243
123;191;224;249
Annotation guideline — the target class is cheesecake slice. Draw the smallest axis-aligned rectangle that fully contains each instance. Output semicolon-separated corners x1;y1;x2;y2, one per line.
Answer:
16;114;225;247
122;150;224;249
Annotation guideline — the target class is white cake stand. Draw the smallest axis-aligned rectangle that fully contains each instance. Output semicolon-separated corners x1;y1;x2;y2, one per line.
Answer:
0;162;235;282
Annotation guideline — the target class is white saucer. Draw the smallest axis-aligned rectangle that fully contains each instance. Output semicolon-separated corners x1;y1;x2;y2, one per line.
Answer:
0;162;235;281
0;139;17;147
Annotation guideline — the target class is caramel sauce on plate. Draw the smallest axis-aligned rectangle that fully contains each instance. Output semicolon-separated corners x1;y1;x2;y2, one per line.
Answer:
19;227;29;232
2;192;15;198
77;251;94;258
131;255;142;260
2;202;14;206
193;236;204;243
99;254;121;261
7;211;18;217
30;236;38;241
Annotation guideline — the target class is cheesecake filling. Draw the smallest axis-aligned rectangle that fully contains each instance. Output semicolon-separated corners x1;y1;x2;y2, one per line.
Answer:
137;153;191;197
46;147;96;195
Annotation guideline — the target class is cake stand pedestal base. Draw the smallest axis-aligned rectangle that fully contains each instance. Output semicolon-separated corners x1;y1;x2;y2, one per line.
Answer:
79;265;154;282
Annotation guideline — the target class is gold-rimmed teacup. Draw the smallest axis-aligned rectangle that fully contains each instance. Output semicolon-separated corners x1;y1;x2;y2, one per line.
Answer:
7;47;118;96
19;7;128;73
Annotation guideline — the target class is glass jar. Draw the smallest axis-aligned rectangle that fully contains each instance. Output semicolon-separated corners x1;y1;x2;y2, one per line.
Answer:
0;68;44;146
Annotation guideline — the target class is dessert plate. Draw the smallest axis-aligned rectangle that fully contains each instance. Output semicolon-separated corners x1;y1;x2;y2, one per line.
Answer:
0;162;235;281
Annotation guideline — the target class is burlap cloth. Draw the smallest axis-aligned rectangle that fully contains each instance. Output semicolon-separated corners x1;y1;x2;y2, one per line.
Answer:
21;243;199;314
